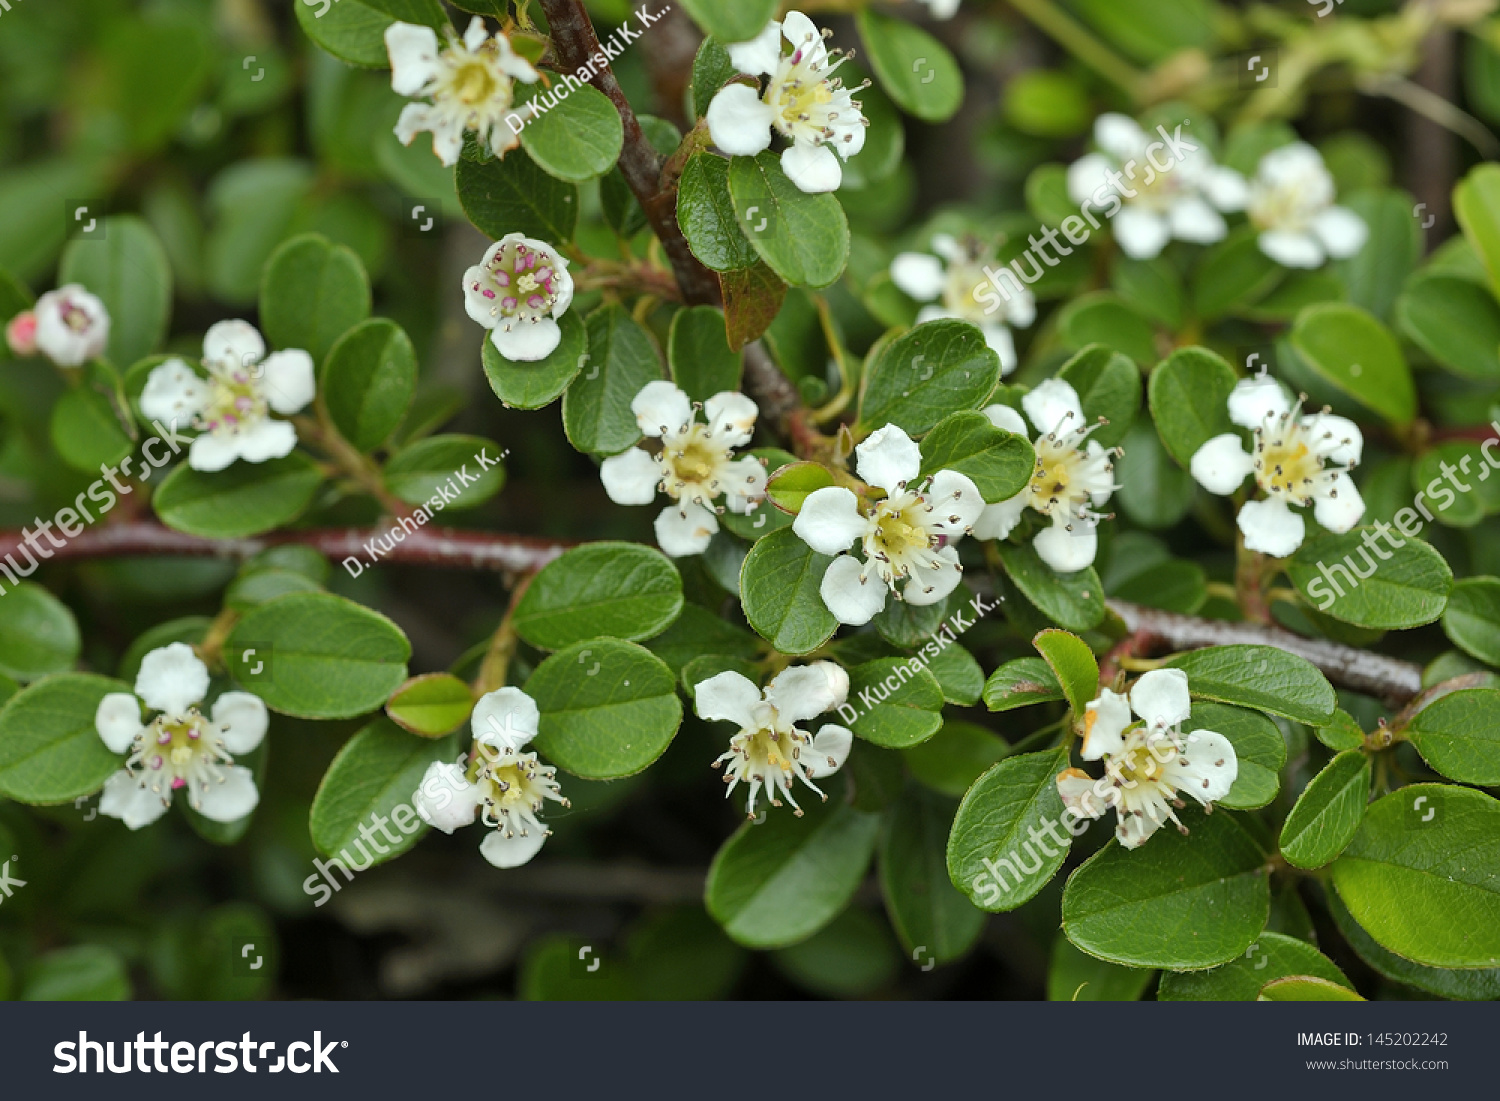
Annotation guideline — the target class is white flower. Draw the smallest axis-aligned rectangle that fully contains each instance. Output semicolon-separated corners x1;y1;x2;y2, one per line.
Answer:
1066;113;1249;260
26;284;111;367
411;687;568;869
792;424;984;625
890;234;1036;375
704;10;869;194
695;662;853;817
917;0;961;17
94;643;268;830
463;232;574;362
385;16;539;167
140;320;315;473
599;381;766;557
972;380;1119;574
1055;668;1237;849
1245;142;1367;269
1188;371;1363;558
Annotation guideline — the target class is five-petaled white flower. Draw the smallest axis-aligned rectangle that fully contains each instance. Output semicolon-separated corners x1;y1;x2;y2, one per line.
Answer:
1240;142;1367;269
141;320;316;473
1067;114;1248;260
412;687;569;869
600;380;766;558
972;379;1119;574
1189;370;1363;558
384;16;539;167
7;284;111;367
695;662;853;818
890;234;1036;374
94;643;268;830
705;10;869;193
793;424;984;625
1056;668;1237;849
464;232;575;363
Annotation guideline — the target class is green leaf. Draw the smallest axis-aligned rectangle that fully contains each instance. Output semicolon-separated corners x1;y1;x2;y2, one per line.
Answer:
527;640;682;779
668;305;742;402
927;643;984;706
1289;302;1415;425
855;9;963;123
514;542;683;651
322;319;417;452
740;528;838;655
706;792;881;949
880;786;985;964
627;905;747;1001
860;320;1004;436
482;308;588;409
1071;0;1212;62
1107;559;1206;615
1333;189;1422;322
295;0;447;68
1410;442;1488;528
721;260;787;350
1047;937;1155;1001
1158;932;1351;1001
1442;576;1500;666
1326;889;1500;1000
677;0;777;43
1147;346;1237;469
726;153;850;287
563;305;664;455
1453;162;1500;302
1288;531;1451;630
995;540;1106;632
58;215;171;368
50;375;133;474
1111;256;1184;331
22;946;130;1001
1195;701;1285;811
1280;749;1370;869
311;720;461;863
844;658;944;748
1056;344;1142;448
721;447;796;540
1395;273;1500;380
225;592;411;719
677;153;760;273
901;719;1010;797
1164;645;1336;725
1062;807;1270;970
153;453;324;539
1258;975;1364;1001
384;434;505;510
0;674;129;803
946;747;1071;912
1318;708;1366;752
0;583;80;683
983;656;1064;711
258;233;371;364
644;603;762;674
1032;629;1098;717
765;461;835;514
917;411;1035;503
224;567;322;613
1403;688;1500;785
519;83;623;183
1331;785;1500;968
1192;226;1283;320
689;37;737;119
204;159;315;304
1057;294;1158;367
771;906;898;997
456;146;579;243
385;673;474;738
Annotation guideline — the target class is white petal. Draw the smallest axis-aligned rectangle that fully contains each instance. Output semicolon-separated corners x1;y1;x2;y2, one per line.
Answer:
135;642;209;716
33;286;109;367
600;447;661;505
694;670;763;728
395;101;436;148
971;493;1028;541
926;469;985;536
722;455;769;514
1057;767;1105;819
187;433;241;473
1237;496;1306;558
1033;517;1098;573
140;359;209;424
1257;141;1328;188
1226;374;1291;430
260;349;316;414
780;142;842;194
1003;286;1037;328
855;424;922;494
1094;113;1146;161
655;501;718;556
233;419;298;464
211;692;269;754
819;554;886;626
414;761;482;833
983;324;1018;375
462;15;488;51
704;391;759;448
929;234;964;262
95;693;143;754
804;723;853;779
472;686;539;751
428;113;466;167
203;319;265;370
1066;153;1112;205
1170;729;1238;805
98;771;168;830
1314;477;1364;534
632;380;694;438
1081;689;1131;761
1116;810;1165;849
1190;434;1254;495
385;21;443;95
1023;378;1085;436
1312;206;1368;259
766;661;848;725
903;545;963;605
705;84;775;157
480;826;548;868
982;403;1028;436
1130;667;1191;731
1113;206;1171;260
726;19;782;76
915;304;956;326
1303;414;1363;466
491;318;562;363
778;11;827;64
1168;195;1227;244
1203;165;1250;212
1258;229;1324;269
793;486;867;554
890;252;946;302
197;766;260;823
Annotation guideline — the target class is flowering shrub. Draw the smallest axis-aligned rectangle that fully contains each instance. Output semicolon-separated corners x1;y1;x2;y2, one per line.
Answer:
1;0;1499;1004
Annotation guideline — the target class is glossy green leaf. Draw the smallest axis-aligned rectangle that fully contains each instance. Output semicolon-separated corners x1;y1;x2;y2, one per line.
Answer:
1147;346;1238;469
322;318;417;452
58;215;171;368
1288;530;1451;630
845;658;944;748
917;410;1035;503
1289;302;1415;425
1165;645;1336;725
880;786;985;965
1280;749;1370;869
994;540;1106;632
385;673;473;738
519;83;623;183
482;308;589;410
563;305;664;455
726;152;850;287
0;583;81;683
1032;629;1098;718
668;305;742;403
1158;932;1352;1001
1403;688;1500;785
739;528;838;655
383;434;505;510
456;146;579;243
153;453;323;539
946;747;1071;912
513;542;683;651
258;233;371;364
983;656;1064;711
855;9;963;123
1442;576;1500;666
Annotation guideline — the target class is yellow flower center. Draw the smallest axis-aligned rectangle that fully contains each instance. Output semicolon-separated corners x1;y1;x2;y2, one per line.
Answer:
451;57;500;105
